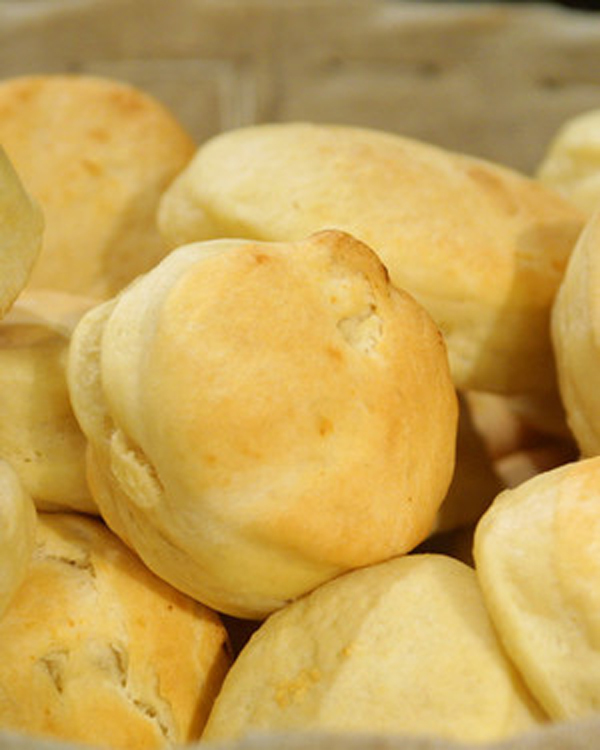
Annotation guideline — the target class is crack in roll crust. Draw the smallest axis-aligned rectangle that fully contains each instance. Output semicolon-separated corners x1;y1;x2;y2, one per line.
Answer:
0;512;231;750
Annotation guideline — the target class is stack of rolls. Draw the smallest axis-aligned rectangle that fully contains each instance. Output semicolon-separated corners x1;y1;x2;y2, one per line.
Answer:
0;71;599;749
0;290;96;513
0;511;232;750
0;139;42;621
0;75;232;750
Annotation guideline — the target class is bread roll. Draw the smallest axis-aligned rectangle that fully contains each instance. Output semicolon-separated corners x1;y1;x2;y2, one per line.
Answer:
552;209;600;457
0;512;231;750
68;230;458;618
158;122;583;396
537;109;600;217
0;148;43;319
0;459;36;618
0;292;97;513
203;554;545;744
474;458;600;721
0;74;195;298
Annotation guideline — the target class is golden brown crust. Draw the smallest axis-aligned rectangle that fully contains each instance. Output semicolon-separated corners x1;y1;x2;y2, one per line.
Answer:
0;74;196;299
0;512;231;750
158;122;584;396
68;230;458;618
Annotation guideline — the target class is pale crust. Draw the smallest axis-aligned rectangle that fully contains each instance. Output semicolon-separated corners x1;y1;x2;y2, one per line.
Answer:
203;554;544;744
474;458;600;721
0;293;97;513
68;230;458;618
537;109;600;217
551;209;600;457
0;512;231;750
0;460;36;619
0;75;196;299
0;148;43;319
158;122;584;396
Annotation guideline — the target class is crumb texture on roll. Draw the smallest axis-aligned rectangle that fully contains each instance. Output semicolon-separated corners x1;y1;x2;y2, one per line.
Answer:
0;74;195;299
474;458;600;721
0;512;231;750
68;230;458;618
202;554;545;744
158;122;584;397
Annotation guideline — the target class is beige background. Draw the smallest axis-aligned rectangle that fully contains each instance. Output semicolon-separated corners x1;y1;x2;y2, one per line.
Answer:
1;0;600;173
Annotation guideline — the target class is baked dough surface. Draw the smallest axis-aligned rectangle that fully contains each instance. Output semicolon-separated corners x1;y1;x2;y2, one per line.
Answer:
203;554;544;744
158;122;584;395
474;457;600;721
0;292;97;512
0;512;231;750
537;109;600;217
0;75;195;299
68;230;458;618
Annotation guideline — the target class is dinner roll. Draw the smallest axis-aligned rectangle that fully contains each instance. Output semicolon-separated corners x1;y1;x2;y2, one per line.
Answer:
552;209;600;457
474;458;600;721
203;554;545;744
68;230;458;618
0;292;97;513
537;108;600;217
0;74;195;298
0;460;36;618
0;147;43;319
158;122;583;396
0;512;231;750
